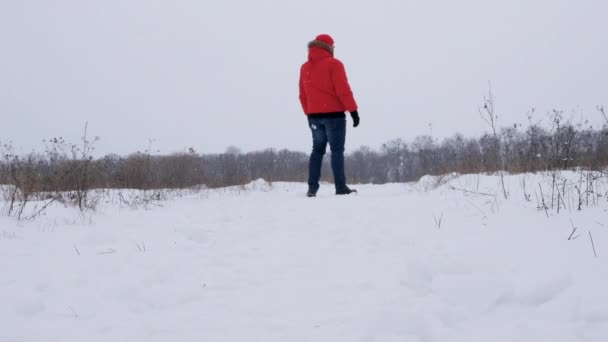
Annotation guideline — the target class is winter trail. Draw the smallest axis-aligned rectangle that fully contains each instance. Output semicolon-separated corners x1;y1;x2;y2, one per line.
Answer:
1;175;607;342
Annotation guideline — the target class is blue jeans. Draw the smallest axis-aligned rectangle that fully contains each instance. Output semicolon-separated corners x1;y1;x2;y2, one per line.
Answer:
307;116;348;193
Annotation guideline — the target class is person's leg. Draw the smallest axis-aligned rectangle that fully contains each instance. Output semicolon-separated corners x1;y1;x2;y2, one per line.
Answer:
307;118;327;195
326;117;349;193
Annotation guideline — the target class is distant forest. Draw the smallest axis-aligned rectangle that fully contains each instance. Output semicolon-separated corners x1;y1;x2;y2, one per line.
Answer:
2;108;607;194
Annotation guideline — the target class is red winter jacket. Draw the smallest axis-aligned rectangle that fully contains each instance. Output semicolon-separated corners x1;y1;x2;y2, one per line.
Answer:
299;43;358;115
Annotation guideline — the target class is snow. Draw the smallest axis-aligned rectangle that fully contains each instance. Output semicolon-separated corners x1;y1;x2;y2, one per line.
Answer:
1;174;607;341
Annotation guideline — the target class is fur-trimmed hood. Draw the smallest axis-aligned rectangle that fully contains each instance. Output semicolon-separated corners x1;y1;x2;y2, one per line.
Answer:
308;39;334;56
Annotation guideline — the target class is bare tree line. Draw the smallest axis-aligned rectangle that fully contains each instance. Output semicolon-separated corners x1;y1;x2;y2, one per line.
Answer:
1;110;607;210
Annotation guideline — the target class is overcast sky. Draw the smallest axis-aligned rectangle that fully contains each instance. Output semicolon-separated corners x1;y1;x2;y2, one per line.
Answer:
1;0;606;156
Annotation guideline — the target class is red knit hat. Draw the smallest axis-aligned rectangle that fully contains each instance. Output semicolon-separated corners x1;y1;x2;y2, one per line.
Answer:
315;34;334;47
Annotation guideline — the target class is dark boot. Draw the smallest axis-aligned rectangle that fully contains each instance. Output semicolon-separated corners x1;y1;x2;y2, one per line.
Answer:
336;186;357;195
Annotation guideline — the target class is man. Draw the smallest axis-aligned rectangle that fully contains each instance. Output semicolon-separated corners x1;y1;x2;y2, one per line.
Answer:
299;33;360;197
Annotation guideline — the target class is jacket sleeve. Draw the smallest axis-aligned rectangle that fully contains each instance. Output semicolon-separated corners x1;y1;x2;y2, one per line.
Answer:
331;60;358;112
299;66;308;114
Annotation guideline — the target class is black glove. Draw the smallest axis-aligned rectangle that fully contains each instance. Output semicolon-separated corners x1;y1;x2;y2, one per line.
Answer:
350;110;360;127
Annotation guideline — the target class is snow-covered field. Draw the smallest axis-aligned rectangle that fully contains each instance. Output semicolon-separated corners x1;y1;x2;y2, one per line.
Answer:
1;174;607;342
